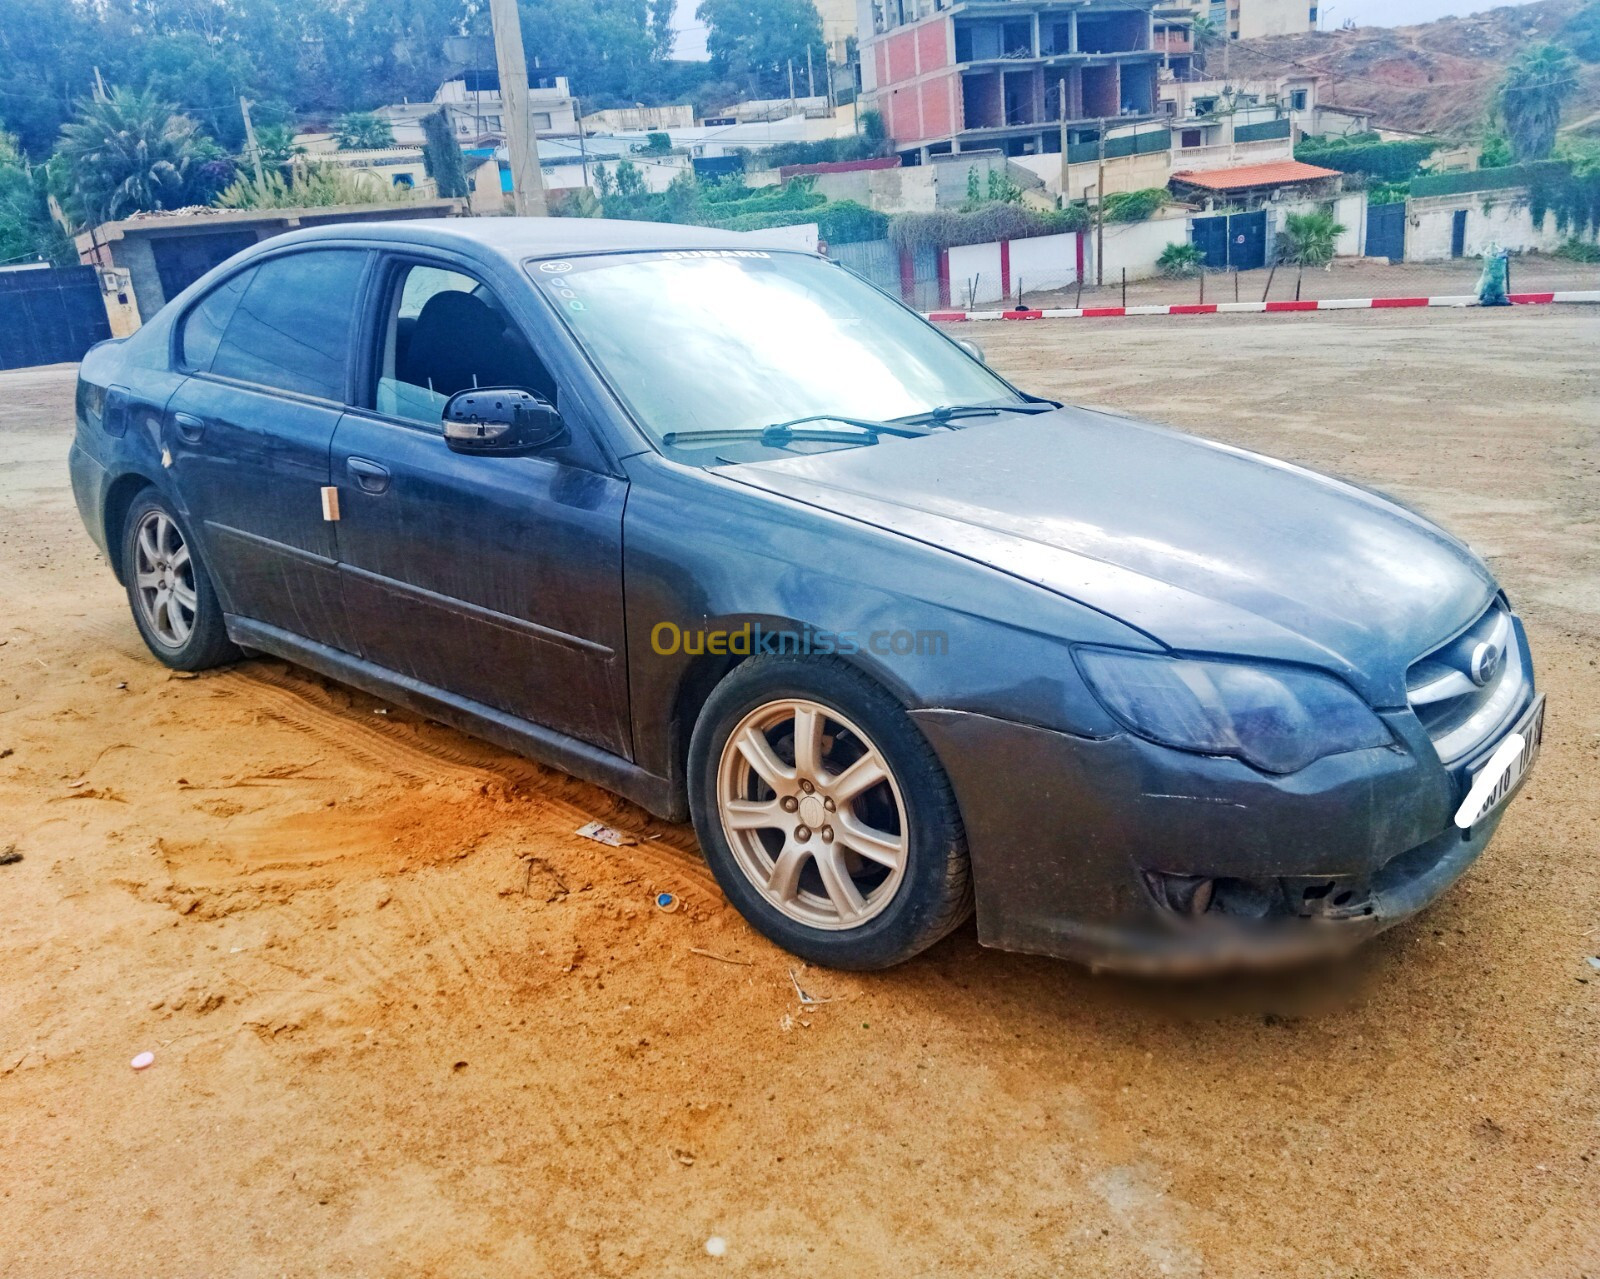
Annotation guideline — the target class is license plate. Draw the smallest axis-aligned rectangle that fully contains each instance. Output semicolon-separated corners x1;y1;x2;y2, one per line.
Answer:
1454;696;1545;830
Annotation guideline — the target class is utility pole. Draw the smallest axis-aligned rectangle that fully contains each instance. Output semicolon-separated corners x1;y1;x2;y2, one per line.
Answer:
806;46;816;100
1057;76;1068;204
1095;117;1106;286
239;96;266;186
489;0;547;216
788;60;797;116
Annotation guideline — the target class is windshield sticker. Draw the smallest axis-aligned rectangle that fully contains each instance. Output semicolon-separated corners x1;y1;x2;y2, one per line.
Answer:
660;250;770;260
539;271;586;313
538;260;573;273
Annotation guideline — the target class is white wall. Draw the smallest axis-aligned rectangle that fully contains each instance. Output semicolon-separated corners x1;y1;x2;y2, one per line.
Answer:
948;241;1004;304
1091;215;1190;282
1008;232;1079;292
1405;193;1597;262
1272;193;1366;259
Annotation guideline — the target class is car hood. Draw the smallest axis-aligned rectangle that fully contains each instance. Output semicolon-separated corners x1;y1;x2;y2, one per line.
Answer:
720;407;1497;707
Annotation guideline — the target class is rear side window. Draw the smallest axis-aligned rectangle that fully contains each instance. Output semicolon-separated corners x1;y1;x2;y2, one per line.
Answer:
191;249;370;402
179;267;255;371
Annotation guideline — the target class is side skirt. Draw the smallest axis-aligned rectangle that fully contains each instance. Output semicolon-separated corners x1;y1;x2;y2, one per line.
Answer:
225;615;685;821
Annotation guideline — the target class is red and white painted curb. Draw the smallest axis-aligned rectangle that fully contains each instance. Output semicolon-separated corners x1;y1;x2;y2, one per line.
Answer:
925;290;1600;322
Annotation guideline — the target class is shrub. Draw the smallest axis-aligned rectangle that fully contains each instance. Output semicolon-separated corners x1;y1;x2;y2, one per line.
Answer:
1295;135;1438;183
214;164;414;209
1554;236;1600;262
1101;187;1169;223
816;199;887;244
1157;241;1205;277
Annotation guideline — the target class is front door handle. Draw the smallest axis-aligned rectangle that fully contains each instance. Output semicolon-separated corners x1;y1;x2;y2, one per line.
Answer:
345;456;391;495
172;412;206;443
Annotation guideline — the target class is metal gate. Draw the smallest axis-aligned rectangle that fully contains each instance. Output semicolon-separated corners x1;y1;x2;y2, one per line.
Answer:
830;238;900;297
1365;202;1405;261
0;266;112;371
1191;210;1266;271
1192;214;1228;270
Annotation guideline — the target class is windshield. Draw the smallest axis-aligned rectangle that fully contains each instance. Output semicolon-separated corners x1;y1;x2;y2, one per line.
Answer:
526;250;1023;458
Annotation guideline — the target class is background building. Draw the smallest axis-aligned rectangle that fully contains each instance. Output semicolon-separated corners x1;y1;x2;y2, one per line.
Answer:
857;0;1177;163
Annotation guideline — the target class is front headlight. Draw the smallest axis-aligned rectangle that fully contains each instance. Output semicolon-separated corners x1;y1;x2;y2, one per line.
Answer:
1074;647;1392;774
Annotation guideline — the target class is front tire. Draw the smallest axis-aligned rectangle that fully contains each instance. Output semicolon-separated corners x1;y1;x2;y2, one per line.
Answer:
121;490;239;671
688;657;972;970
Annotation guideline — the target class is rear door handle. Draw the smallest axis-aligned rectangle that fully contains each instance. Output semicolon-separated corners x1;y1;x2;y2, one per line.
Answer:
172;412;206;443
345;456;391;495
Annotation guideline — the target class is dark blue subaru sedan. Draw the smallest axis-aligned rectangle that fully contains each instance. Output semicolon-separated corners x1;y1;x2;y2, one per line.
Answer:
69;219;1543;971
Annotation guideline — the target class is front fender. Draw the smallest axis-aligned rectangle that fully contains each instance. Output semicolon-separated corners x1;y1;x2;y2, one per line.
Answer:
622;453;1151;786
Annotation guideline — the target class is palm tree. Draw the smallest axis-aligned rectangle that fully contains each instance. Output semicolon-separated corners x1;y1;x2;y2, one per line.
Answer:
333;112;395;151
1189;15;1220;73
1497;43;1579;162
55;88;203;225
1278;208;1346;299
1278;209;1345;266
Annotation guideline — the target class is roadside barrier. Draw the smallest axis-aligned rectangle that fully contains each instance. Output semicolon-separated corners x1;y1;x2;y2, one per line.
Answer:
925;290;1600;322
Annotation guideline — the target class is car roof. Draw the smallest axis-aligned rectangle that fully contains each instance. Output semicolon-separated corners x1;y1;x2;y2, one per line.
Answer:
266;217;804;262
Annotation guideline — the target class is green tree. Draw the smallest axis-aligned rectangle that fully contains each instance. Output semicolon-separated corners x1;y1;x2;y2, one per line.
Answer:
53;88;208;226
333;112;395;151
650;0;679;60
1497;43;1580;162
613;159;646;196
1189;15;1221;72
254;124;304;170
1479;131;1513;168
1277;209;1346;266
964;165;982;208
420;108;471;198
0;127;72;265
517;0;657;102
698;0;824;97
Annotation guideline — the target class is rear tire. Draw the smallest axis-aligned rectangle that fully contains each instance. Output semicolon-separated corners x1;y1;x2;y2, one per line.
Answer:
120;489;239;671
688;656;972;970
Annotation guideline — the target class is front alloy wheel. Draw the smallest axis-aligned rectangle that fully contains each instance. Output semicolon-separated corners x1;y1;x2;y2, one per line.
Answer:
689;656;972;970
716;698;909;930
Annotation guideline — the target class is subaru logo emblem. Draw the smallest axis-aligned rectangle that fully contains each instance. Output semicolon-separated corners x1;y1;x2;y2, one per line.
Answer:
1469;641;1502;687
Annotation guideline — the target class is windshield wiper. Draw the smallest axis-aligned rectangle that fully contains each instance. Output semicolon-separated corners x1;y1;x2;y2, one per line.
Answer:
662;413;931;450
894;401;1061;428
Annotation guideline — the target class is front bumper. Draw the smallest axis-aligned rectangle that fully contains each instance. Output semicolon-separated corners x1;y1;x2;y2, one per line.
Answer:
912;702;1531;972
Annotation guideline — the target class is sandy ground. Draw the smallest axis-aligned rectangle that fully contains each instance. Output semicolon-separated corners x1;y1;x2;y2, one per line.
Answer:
2;307;1598;1278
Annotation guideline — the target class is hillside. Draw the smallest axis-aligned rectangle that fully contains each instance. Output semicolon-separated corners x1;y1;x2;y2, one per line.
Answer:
1220;0;1600;139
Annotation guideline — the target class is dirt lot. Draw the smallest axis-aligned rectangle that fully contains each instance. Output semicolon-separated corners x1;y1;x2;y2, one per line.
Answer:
1026;253;1600;311
3;307;1598;1278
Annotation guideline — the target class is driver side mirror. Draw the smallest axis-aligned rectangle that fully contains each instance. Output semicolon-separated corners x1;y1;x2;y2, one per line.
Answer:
955;338;986;363
443;387;566;455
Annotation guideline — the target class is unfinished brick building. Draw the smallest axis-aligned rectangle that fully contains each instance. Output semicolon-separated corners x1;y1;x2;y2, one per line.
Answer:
858;0;1190;163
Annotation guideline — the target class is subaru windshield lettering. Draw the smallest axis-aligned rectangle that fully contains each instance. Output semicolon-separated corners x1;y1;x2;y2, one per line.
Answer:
68;218;1541;972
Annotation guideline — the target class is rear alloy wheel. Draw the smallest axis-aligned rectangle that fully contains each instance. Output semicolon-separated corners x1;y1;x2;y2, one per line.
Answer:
121;491;239;671
132;507;197;649
690;657;971;969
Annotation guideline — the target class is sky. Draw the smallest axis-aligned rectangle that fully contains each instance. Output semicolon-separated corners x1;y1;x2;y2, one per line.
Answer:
667;0;1545;59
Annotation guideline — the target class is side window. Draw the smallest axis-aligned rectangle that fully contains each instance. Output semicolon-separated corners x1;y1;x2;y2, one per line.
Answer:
178;266;256;372
208;250;370;402
375;261;557;428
